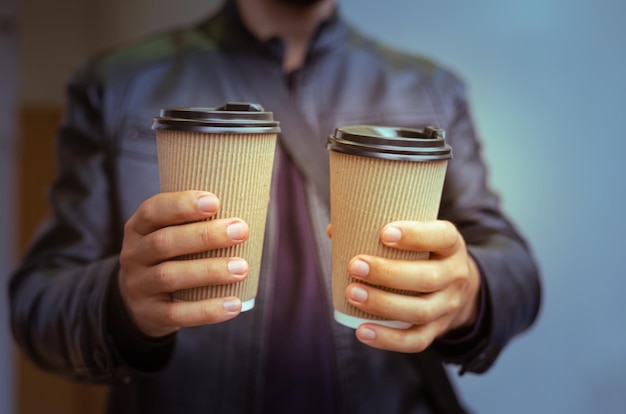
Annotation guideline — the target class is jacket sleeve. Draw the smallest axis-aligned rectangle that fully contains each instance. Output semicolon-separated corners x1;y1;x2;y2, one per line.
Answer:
430;73;542;374
8;61;173;383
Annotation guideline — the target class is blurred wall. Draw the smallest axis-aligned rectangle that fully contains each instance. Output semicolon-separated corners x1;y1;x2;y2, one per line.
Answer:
1;0;18;413
20;0;222;105
13;0;626;413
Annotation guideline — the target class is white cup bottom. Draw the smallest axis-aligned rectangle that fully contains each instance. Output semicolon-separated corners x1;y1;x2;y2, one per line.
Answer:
241;298;255;312
334;310;412;330
172;296;255;313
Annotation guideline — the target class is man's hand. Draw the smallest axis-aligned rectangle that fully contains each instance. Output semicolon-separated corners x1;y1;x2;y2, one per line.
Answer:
118;191;250;338
345;220;481;353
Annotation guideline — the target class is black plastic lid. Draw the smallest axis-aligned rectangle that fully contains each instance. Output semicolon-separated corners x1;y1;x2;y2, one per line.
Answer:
327;125;452;161
152;102;280;134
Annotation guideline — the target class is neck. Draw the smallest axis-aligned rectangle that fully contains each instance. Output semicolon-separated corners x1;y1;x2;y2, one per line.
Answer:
235;0;336;72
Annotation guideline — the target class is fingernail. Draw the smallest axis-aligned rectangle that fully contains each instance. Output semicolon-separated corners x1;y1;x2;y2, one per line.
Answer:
358;327;377;341
198;195;219;213
223;298;241;312
382;226;402;243
350;286;368;302
350;259;370;277
228;258;248;276
227;221;248;241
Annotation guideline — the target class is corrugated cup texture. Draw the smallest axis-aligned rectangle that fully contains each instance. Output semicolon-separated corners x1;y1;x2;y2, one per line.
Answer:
156;129;277;302
330;151;448;322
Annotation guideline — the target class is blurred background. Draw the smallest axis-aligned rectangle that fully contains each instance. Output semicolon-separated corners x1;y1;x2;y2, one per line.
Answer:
1;0;625;413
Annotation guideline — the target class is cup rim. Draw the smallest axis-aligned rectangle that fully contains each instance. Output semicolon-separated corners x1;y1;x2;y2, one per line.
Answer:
327;125;452;161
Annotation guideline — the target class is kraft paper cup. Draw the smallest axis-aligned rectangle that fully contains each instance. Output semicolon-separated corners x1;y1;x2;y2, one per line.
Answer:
152;102;280;311
327;125;452;329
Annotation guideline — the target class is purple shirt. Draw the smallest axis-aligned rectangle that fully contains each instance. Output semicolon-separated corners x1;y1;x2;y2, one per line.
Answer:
261;147;337;413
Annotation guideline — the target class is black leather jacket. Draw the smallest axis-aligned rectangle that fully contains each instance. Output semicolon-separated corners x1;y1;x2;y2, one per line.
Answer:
9;2;541;413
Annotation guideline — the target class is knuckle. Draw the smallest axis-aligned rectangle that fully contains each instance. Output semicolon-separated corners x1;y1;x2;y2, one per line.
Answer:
200;222;215;247
379;260;393;282
377;293;394;312
397;329;428;353
118;255;141;291
147;230;172;257
192;301;219;325
413;303;434;325
418;303;435;325
162;304;180;326
448;295;461;314
153;263;175;291
420;268;439;292
123;218;135;236
119;248;132;268
441;221;460;247
451;264;466;282
199;303;216;322
411;336;429;353
137;200;157;224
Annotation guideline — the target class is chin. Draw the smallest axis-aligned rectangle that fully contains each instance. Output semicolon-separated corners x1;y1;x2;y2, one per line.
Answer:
275;0;326;7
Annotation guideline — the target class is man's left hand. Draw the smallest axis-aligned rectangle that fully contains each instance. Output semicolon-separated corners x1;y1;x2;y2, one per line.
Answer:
345;220;481;353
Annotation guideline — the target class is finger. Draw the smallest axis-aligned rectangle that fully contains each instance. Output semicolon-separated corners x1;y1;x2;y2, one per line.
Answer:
326;224;332;238
348;255;446;293
139;218;249;263
345;282;450;325
380;220;462;256
156;296;243;329
355;320;445;353
130;191;220;236
144;257;249;294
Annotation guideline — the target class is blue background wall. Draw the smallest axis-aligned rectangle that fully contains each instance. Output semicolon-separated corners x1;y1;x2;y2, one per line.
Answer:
341;0;626;412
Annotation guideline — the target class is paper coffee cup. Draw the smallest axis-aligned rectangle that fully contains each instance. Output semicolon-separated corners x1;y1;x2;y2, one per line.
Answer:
152;103;280;311
327;125;452;328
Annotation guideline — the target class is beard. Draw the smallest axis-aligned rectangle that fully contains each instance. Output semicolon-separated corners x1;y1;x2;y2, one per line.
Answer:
275;0;326;7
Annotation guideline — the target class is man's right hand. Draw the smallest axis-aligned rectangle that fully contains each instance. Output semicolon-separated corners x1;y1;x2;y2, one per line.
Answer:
118;190;249;338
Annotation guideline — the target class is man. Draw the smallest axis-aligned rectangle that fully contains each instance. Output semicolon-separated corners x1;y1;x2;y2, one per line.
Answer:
9;0;541;412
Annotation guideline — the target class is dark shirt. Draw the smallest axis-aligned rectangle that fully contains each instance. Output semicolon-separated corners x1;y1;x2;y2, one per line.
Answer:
262;147;337;412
